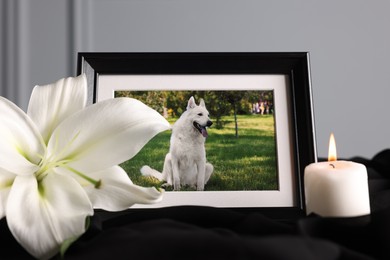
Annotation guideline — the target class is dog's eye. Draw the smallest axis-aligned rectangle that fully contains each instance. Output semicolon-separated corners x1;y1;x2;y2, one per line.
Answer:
197;113;203;116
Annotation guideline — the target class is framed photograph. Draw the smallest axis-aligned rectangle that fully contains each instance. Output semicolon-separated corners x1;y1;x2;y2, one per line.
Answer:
77;52;316;219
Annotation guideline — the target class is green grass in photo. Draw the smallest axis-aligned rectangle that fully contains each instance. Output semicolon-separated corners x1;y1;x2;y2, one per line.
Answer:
120;114;278;191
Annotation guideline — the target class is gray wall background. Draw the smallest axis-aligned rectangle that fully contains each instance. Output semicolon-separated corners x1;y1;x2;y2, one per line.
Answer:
1;0;390;159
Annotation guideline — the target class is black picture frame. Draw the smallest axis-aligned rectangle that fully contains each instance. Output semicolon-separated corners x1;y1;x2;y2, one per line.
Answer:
77;52;316;220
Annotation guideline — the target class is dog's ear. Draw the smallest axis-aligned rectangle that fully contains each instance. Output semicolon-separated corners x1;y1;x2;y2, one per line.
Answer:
199;98;206;108
187;96;196;110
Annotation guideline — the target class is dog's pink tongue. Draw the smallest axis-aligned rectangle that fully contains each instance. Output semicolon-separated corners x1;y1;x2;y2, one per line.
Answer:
202;128;208;138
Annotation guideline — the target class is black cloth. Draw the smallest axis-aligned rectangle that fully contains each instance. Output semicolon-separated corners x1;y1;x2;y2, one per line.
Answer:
3;150;390;259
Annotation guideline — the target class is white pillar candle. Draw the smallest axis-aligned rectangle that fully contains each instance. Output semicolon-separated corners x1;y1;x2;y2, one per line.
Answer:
304;133;371;217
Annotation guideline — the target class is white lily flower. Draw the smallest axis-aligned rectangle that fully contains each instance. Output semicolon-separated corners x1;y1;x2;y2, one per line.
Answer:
0;74;170;259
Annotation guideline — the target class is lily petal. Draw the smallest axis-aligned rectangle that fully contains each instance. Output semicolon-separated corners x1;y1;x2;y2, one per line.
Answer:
83;166;163;211
0;97;43;175
27;74;87;144
0;169;15;218
48;98;170;173
6;173;93;259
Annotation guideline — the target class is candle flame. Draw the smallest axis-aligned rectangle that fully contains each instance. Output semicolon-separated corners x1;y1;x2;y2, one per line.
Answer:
328;133;337;161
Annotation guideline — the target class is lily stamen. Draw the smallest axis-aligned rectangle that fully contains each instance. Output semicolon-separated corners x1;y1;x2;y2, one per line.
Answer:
64;166;102;188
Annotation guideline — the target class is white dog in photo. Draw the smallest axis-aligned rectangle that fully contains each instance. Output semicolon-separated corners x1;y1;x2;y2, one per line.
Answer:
141;96;214;191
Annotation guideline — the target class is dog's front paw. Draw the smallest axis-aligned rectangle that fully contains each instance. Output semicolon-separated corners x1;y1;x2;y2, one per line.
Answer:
196;186;204;191
173;180;181;191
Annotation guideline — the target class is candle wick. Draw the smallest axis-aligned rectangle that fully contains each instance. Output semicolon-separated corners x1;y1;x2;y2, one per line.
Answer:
329;163;335;169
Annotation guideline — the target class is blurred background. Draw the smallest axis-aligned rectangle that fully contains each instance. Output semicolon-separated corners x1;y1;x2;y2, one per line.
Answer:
1;0;389;159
